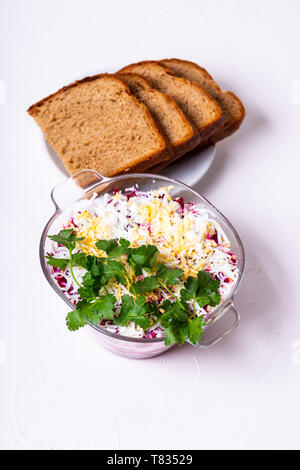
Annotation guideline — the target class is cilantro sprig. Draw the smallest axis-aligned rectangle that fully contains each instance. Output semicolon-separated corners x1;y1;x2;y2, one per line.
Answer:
47;234;221;346
66;295;116;331
159;272;220;345
181;271;221;307
47;229;85;287
114;295;151;330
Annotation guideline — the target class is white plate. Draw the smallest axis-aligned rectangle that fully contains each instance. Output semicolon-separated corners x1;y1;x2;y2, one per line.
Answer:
44;67;216;187
158;145;215;186
46;138;215;188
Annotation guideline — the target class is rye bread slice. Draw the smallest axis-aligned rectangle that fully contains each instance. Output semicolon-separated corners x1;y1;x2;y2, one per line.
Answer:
27;74;170;177
117;72;200;160
160;59;245;145
118;62;223;143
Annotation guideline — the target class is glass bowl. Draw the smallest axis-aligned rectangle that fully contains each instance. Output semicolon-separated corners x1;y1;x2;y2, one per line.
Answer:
40;170;245;359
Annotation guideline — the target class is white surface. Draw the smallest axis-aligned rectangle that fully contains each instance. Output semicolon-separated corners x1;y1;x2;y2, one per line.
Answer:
1;0;300;451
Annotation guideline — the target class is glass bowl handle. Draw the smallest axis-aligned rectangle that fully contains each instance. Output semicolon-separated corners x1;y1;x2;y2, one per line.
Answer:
51;169;110;211
192;303;240;348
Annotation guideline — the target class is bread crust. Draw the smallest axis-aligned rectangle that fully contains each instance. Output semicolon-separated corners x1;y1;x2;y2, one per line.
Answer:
28;73;115;115
28;73;171;176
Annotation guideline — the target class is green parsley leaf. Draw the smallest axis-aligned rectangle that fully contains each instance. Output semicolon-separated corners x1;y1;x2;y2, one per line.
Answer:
128;245;158;274
66;295;117;331
131;315;150;330
179;276;198;301
71;252;88;268
114;294;150;329
160;300;190;346
95;239;118;253
48;229;83;251
66;300;96;330
163;327;178;345
78;270;107;299
114;294;134;326
160;301;188;326
83;271;95;286
96;238;131;259
197;270;213;288
46;253;69;270
102;260;127;285
180;271;221;308
78;285;95;302
187;316;206;345
209;291;222;306
86;255;104;277
66;309;88;331
147;300;161;319
119;239;130;248
78;272;98;299
163;324;188;346
59;229;76;240
129;295;150;329
130;275;160;294
156;263;184;286
161;299;172;311
92;294;116;320
109;245;131;259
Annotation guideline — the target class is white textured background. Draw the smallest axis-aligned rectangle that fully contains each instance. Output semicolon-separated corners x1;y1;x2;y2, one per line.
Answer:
1;0;300;450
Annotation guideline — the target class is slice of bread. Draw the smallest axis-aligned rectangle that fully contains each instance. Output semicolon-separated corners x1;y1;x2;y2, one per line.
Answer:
118;72;200;160
160;59;245;145
118;61;224;142
27;74;171;177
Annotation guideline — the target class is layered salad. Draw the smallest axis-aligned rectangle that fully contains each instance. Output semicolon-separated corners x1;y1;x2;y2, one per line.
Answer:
46;186;239;346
